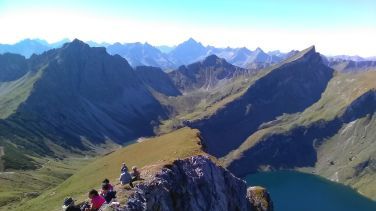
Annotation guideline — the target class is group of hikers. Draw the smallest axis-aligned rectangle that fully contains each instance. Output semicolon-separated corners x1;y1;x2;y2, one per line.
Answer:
62;163;141;211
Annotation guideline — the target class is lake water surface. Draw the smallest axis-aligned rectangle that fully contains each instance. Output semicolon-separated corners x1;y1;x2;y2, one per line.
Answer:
245;171;376;211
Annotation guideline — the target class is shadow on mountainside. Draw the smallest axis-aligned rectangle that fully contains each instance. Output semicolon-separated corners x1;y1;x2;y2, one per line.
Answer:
228;90;376;176
190;49;334;157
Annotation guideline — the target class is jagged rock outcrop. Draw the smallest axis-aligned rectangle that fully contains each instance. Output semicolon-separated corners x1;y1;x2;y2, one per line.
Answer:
125;156;272;211
247;187;273;211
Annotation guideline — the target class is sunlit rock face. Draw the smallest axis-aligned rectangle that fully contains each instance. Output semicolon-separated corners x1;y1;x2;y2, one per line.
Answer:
126;155;273;211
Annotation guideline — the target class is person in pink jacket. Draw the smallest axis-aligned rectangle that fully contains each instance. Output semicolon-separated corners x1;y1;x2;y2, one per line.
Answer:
85;189;105;211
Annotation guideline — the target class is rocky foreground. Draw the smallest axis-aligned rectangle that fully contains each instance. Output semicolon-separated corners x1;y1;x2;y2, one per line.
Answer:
120;155;272;211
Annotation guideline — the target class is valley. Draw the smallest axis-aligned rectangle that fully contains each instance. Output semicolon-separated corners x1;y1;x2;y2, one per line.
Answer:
0;39;375;210
14;127;205;211
1;0;375;210
0;156;93;210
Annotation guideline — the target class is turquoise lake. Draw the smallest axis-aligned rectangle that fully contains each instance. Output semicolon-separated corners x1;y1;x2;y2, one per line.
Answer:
245;171;376;211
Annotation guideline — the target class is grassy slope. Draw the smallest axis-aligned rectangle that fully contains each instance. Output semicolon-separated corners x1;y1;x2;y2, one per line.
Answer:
0;157;93;210
314;114;376;199
16;127;204;211
0;69;43;119
0;68;45;170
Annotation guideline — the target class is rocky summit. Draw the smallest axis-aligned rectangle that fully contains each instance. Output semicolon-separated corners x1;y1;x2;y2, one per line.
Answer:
125;156;273;211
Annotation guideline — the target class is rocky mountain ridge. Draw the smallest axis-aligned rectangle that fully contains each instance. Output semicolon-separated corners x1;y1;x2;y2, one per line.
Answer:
125;156;273;211
0;38;293;71
190;46;334;157
3;38;375;73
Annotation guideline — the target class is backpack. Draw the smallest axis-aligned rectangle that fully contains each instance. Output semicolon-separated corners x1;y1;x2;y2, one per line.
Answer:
120;172;131;184
102;190;117;203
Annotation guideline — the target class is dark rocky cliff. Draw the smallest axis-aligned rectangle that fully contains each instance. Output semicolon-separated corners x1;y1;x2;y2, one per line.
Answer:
125;156;273;211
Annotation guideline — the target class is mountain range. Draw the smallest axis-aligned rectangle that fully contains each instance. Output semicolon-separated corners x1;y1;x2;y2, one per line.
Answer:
106;38;290;70
0;39;375;209
0;39;69;58
7;38;376;72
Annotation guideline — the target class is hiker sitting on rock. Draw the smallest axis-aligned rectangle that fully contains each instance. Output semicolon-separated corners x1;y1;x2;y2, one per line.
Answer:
131;166;141;182
62;197;81;211
102;178;114;191
120;169;133;188
100;183;117;203
120;162;129;173
85;189;105;211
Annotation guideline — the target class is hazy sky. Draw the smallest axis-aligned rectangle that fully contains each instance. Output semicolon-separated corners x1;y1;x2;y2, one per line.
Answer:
0;0;375;56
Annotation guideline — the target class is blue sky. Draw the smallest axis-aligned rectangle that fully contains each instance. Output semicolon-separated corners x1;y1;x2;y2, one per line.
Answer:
0;0;375;56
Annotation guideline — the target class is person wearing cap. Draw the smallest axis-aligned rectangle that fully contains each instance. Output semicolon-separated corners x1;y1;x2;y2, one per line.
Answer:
62;197;81;211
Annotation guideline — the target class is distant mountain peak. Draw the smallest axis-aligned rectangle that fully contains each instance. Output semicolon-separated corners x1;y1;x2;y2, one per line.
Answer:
302;45;317;57
169;38;208;65
204;54;219;60
202;54;222;66
254;47;264;53
282;45;318;64
59;39;109;58
62;39;90;50
186;37;198;43
238;47;251;52
71;38;87;45
178;38;205;48
306;45;315;52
